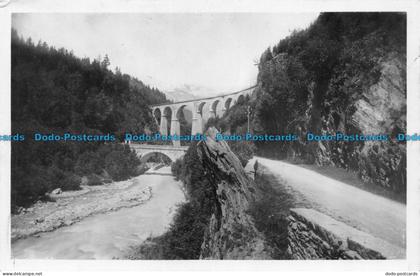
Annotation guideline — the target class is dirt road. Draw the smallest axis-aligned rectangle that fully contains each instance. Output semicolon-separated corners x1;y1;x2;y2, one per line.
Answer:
249;157;406;250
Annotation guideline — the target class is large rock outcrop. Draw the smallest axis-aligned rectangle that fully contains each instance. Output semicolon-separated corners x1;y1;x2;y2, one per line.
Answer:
197;127;270;259
251;14;406;195
315;53;406;192
256;51;406;194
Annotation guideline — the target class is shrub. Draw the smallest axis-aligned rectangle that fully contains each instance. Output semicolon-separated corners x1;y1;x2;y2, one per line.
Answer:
11;165;52;208
171;159;183;180
228;139;256;167
86;174;103;186
104;145;140;181
248;173;294;259
61;172;81;191
135;163;149;176
74;151;103;176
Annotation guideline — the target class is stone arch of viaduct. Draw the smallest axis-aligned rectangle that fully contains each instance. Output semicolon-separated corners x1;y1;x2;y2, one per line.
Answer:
150;86;254;146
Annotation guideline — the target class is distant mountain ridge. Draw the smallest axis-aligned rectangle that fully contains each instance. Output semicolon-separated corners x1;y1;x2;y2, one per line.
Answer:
164;84;217;102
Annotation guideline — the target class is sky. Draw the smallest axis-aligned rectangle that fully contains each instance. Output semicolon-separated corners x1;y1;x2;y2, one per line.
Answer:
12;13;318;96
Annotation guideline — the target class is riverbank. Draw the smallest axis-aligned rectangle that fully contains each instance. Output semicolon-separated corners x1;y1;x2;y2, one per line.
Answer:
12;166;186;259
11;176;152;242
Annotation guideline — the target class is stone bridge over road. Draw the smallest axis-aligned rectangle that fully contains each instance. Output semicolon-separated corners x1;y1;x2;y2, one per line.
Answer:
151;86;254;146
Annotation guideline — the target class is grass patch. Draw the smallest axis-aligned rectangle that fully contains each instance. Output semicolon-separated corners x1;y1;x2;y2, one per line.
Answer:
248;172;296;259
127;200;210;259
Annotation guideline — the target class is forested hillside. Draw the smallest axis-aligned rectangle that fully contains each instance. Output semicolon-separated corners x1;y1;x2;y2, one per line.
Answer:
11;29;169;210
223;13;407;195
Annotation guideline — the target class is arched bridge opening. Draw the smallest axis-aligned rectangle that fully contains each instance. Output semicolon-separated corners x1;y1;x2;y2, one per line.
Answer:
140;152;173;165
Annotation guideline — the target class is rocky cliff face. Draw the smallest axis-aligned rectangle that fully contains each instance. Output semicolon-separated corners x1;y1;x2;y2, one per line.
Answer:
256;51;406;194
317;53;406;192
197;127;270;259
250;13;406;195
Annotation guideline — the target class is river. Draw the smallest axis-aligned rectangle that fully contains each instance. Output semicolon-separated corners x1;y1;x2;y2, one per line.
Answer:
12;166;185;259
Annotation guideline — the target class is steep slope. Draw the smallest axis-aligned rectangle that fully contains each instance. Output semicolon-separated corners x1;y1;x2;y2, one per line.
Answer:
250;13;406;194
11;30;170;208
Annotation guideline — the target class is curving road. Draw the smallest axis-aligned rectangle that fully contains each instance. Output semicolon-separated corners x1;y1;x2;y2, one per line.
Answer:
249;157;406;251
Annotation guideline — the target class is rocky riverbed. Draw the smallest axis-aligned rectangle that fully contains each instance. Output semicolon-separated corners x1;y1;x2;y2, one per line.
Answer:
12;166;186;259
11;176;152;242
